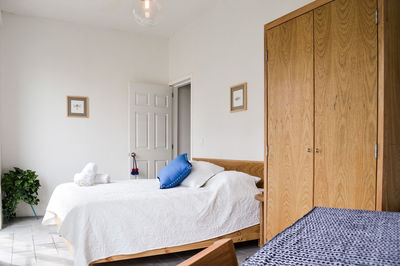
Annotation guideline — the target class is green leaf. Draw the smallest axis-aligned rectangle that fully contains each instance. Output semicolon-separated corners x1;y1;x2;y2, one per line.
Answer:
1;167;41;222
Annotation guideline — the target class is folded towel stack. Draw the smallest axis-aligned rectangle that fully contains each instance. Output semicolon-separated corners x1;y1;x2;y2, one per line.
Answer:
74;162;111;186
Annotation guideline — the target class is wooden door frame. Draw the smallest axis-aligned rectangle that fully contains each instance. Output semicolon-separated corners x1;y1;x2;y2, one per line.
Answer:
376;0;385;212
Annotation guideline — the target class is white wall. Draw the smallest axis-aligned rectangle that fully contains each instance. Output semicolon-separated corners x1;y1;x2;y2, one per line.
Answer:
169;0;313;161
0;13;169;216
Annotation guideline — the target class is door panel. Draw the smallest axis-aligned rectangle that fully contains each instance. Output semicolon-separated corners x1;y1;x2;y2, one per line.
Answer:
155;160;168;177
314;0;377;210
266;12;314;240
130;83;172;179
135;93;150;106
135;112;150;149
136;161;149;180
155;94;169;108
155;113;168;149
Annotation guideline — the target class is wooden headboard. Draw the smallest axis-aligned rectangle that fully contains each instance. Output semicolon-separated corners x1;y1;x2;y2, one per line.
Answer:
193;158;264;187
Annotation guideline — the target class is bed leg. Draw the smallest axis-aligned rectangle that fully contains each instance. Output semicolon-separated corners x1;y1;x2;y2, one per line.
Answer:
259;202;264;247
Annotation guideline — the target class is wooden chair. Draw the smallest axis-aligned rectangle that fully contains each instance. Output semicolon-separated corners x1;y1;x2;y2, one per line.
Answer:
178;238;238;266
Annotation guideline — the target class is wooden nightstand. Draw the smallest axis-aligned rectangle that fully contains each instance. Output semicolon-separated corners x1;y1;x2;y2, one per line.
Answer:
255;192;264;247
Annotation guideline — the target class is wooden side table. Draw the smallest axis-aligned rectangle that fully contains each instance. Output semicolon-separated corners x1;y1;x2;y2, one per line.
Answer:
255;192;264;247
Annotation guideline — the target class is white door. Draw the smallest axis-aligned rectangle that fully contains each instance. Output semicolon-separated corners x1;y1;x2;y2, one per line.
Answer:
129;83;172;179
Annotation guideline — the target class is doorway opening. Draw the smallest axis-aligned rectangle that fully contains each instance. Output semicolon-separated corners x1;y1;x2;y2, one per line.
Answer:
172;80;191;160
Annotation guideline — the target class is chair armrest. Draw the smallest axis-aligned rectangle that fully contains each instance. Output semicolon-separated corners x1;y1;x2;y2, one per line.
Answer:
178;238;238;266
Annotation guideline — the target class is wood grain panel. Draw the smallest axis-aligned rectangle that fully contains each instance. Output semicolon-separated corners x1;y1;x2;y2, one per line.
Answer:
193;158;264;187
266;11;314;240
314;0;377;210
265;0;334;30
178;239;238;266
379;0;400;212
376;0;386;212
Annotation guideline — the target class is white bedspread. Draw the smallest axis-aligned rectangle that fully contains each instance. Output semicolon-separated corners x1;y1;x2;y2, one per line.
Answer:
42;171;260;266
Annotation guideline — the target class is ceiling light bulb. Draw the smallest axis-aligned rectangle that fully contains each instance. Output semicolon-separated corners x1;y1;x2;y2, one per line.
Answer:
144;0;150;10
133;0;162;26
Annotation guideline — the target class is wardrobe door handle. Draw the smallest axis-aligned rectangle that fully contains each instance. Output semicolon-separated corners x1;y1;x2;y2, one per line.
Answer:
315;148;320;153
306;148;312;152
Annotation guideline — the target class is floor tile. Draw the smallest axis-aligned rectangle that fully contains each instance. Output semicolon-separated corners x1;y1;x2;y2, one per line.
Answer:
37;252;70;266
33;233;54;245
35;243;58;255
55;247;73;263
0;248;13;265
11;257;36;266
12;241;34;253
173;250;199;260
11;251;36;266
51;234;65;244
237;253;251;263
12;226;32;235
0;237;13;248
156;253;183;266
55;242;68;250
0;232;13;239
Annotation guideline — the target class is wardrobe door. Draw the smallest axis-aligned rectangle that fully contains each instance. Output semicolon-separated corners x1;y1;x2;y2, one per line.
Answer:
314;0;377;210
266;12;314;240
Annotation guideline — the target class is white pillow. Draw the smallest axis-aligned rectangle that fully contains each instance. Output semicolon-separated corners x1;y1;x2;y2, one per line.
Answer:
180;161;224;188
211;171;261;184
204;170;261;188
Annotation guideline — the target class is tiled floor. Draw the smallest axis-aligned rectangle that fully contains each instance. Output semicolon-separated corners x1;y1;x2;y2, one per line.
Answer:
0;217;259;266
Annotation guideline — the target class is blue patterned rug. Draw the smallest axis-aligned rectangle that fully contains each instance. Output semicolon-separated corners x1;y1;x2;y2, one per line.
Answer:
242;207;400;265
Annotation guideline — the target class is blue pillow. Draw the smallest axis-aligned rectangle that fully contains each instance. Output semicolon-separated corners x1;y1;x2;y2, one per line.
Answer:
157;153;192;189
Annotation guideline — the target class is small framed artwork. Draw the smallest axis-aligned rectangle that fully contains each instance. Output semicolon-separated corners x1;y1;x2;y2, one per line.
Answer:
67;96;88;118
230;82;247;112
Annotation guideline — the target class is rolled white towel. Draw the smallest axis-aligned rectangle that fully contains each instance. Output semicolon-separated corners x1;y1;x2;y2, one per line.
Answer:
74;162;98;186
74;172;95;186
81;162;97;176
94;173;111;184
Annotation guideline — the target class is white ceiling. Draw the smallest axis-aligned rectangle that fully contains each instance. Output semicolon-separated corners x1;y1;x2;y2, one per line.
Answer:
0;0;217;37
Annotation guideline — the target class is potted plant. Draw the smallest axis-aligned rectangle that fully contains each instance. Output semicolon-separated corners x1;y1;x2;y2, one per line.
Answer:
1;168;41;223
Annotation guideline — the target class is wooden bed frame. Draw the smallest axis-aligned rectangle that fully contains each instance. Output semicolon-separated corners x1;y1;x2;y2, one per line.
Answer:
55;158;264;265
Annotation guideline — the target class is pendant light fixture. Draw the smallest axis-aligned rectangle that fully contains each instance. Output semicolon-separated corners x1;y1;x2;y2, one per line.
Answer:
132;0;163;26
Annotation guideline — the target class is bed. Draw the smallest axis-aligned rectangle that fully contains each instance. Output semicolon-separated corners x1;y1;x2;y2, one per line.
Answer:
42;158;264;266
242;207;400;265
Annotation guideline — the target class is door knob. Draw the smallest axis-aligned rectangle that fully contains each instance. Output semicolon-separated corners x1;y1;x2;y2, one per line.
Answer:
315;148;320;153
306;148;312;152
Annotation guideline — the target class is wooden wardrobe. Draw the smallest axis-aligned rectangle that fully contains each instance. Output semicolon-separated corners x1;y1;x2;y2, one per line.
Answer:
263;0;400;242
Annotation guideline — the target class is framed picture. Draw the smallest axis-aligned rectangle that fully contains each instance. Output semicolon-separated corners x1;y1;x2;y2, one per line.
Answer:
67;96;88;118
230;82;247;112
